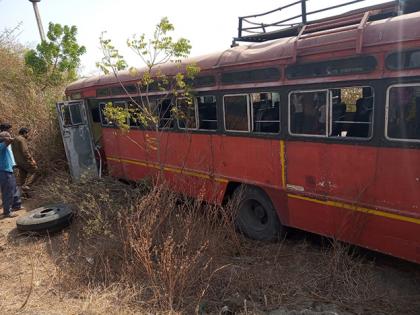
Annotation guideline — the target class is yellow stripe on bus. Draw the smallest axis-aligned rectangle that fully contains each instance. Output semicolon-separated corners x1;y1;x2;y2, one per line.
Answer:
107;156;419;225
288;193;420;225
106;156;228;183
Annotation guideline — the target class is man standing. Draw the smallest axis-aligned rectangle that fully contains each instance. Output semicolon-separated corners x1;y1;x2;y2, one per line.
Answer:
12;128;38;192
0;129;21;217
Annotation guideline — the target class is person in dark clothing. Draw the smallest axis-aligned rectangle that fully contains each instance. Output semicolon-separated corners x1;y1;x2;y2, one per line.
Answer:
12;128;38;192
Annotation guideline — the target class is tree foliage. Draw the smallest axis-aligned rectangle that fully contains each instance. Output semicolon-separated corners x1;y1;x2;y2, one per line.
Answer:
97;17;199;131
25;22;86;89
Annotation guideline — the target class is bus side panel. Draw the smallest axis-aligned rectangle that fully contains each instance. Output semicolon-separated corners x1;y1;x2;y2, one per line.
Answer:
285;141;420;263
367;147;420;214
102;128;125;178
285;141;377;203
211;135;289;222
287;196;420;263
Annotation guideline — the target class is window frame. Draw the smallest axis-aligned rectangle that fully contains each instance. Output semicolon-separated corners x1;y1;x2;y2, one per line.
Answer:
288;86;374;140
328;86;374;140
288;89;329;138
385;83;420;143
221;67;281;85
223;93;251;133
61;102;84;127
250;91;281;134
285;56;377;80
156;98;175;130
385;49;420;71
98;101;128;127
196;95;218;132
177;97;199;131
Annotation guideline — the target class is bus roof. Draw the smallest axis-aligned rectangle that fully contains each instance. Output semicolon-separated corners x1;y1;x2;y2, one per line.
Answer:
67;10;420;93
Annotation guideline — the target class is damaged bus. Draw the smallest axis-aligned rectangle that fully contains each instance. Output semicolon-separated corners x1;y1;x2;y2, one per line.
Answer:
58;0;420;264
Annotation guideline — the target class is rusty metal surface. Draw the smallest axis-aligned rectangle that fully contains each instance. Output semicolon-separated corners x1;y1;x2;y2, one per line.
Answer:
67;11;420;94
56;101;98;180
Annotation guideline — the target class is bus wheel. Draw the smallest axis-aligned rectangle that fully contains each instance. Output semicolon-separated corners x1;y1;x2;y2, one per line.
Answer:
233;186;282;241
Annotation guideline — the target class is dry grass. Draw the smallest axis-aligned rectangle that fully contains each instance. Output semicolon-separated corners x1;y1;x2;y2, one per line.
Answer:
23;173;420;315
0;35;66;175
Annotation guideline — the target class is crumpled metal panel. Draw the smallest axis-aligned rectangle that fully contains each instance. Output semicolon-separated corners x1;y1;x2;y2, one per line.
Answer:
56;101;98;181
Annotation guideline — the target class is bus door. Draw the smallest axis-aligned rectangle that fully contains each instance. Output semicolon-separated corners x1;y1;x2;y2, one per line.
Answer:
56;101;98;180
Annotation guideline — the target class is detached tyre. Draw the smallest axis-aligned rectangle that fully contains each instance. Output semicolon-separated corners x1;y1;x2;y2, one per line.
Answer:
16;204;73;233
234;186;282;241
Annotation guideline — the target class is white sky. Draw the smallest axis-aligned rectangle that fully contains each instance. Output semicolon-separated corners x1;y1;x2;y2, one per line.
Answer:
0;0;390;76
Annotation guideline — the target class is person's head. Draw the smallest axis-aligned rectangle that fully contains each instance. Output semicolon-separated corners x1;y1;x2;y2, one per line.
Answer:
0;123;12;132
0;131;13;145
19;127;30;138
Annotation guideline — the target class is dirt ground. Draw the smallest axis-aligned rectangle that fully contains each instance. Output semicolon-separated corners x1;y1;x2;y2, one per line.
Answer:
1;202;420;315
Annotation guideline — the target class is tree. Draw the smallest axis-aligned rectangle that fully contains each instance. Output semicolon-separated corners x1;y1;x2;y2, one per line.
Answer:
25;22;86;89
96;17;199;132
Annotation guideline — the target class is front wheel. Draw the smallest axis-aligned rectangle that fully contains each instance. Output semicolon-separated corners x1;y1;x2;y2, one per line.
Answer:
233;186;283;241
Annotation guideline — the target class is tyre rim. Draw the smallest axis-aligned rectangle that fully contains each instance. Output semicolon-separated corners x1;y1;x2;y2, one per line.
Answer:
33;207;60;219
240;199;268;231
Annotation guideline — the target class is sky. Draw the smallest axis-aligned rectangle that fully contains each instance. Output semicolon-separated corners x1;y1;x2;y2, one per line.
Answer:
0;0;391;76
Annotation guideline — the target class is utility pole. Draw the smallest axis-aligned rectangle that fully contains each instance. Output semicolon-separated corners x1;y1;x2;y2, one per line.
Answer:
29;0;46;42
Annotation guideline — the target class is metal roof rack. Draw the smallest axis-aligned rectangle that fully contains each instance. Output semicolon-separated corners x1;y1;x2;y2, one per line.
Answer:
231;0;417;47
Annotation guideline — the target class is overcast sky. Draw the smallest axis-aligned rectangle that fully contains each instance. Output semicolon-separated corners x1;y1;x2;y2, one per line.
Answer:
0;0;390;76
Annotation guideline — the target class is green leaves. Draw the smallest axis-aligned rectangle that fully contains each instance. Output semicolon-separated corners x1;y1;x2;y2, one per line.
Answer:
24;22;86;89
97;32;127;75
98;17;200;132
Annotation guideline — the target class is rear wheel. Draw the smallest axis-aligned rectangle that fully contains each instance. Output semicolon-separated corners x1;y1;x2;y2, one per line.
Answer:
233;186;282;241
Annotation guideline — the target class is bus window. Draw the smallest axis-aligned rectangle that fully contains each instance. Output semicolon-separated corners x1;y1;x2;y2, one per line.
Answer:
128;101;142;128
386;49;420;70
62;105;72;126
156;99;174;129
330;87;373;138
289;90;327;136
197;96;217;130
223;94;250;132
99;103;109;126
69;103;83;125
177;98;197;130
99;102;127;127
251;92;280;133
387;85;420;142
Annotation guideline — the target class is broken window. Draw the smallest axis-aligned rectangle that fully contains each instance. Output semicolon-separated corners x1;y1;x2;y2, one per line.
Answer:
156;99;174;129
62;103;83;126
197;95;217;130
177;98;197;130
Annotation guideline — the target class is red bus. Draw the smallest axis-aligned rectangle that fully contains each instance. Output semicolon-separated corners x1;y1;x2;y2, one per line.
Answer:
58;1;420;264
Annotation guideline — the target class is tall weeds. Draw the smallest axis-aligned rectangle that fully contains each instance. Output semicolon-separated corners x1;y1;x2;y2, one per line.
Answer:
35;174;420;314
36;174;239;313
0;33;65;174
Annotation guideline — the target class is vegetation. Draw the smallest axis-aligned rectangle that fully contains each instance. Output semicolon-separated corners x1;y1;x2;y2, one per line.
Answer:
17;173;417;314
25;22;86;90
97;17;199;132
0;22;85;174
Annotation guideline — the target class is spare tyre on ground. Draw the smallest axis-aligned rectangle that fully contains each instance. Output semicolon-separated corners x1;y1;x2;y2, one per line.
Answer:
16;204;73;233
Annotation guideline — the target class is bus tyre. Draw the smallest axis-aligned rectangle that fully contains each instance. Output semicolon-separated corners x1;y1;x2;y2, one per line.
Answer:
233;186;282;241
16;204;73;233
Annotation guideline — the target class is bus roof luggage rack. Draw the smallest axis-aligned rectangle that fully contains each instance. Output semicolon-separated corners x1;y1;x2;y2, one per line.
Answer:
232;0;412;47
